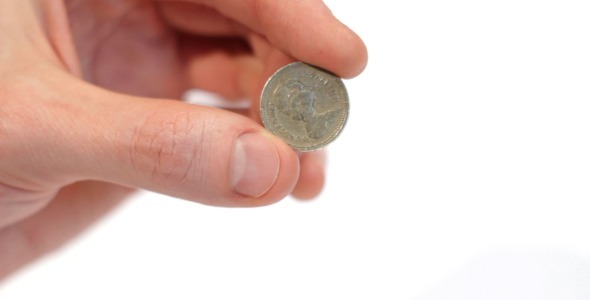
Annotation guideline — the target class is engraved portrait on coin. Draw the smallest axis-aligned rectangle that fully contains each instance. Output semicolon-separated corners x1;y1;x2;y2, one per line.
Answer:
260;62;349;152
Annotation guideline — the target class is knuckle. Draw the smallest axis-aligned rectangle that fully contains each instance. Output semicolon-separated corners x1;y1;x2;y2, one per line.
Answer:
128;107;217;189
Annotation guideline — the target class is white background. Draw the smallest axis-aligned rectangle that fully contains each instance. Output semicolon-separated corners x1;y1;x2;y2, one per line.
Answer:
2;0;590;299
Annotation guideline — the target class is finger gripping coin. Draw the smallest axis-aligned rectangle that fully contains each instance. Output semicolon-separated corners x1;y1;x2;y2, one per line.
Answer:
260;62;349;152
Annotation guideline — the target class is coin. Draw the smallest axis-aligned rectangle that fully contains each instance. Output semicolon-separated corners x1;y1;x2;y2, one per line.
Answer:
260;62;349;152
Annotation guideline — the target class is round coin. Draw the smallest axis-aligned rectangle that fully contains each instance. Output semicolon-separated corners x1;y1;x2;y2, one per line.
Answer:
260;62;349;152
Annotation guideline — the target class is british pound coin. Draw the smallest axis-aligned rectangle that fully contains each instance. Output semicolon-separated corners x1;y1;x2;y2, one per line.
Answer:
260;62;349;152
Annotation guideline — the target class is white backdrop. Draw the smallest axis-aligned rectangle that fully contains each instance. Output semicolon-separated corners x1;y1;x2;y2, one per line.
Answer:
2;0;590;299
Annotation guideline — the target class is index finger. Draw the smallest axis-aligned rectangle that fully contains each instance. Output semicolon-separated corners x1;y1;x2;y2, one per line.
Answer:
192;0;368;78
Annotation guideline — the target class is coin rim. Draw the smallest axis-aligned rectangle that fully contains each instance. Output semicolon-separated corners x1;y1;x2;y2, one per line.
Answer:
260;62;349;152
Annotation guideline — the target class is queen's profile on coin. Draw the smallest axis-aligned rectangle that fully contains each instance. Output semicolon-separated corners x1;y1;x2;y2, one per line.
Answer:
261;62;349;152
276;79;339;140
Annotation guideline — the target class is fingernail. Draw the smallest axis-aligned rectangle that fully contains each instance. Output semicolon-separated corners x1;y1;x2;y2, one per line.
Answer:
231;132;280;198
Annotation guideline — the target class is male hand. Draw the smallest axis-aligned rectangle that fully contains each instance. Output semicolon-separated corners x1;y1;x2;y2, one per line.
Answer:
0;0;367;279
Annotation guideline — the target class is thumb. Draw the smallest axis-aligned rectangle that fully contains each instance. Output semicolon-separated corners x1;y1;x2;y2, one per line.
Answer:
35;77;300;207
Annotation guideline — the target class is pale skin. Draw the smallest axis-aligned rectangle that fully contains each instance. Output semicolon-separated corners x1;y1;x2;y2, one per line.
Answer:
0;0;367;279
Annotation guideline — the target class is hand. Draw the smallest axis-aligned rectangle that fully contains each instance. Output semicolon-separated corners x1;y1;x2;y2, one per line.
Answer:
0;0;367;278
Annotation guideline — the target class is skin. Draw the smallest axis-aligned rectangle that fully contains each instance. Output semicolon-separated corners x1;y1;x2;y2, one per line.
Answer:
0;0;367;279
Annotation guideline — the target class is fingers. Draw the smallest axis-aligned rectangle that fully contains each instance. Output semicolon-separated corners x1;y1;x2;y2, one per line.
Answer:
182;45;327;201
158;2;246;36
219;0;367;78
162;0;367;78
31;74;300;207
179;35;263;100
179;37;327;201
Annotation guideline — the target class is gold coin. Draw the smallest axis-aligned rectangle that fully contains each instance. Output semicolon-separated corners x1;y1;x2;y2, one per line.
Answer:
260;62;349;152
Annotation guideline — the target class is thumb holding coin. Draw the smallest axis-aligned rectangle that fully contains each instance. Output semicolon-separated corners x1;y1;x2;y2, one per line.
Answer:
0;0;367;278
